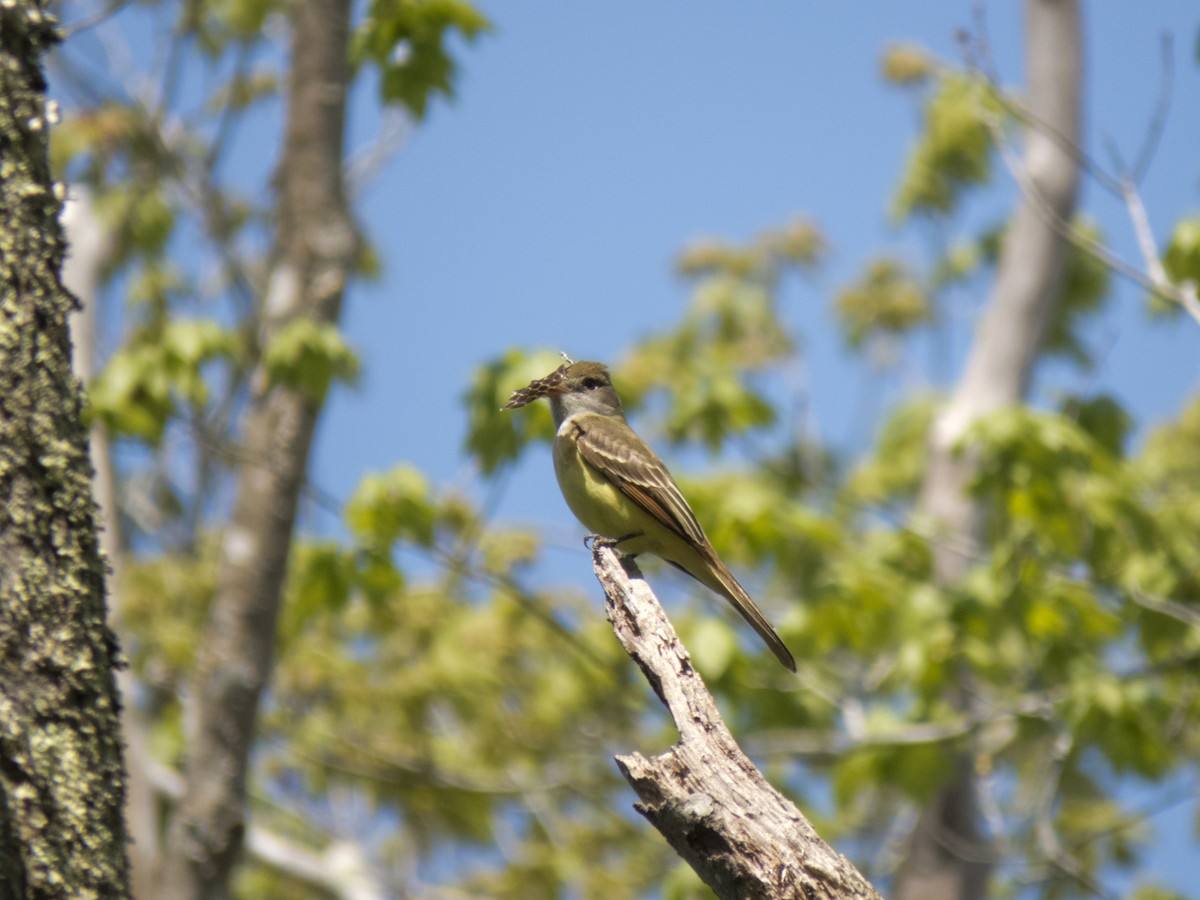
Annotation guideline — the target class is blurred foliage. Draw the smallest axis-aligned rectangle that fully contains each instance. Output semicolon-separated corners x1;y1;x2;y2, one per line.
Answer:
970;218;1112;366
833;257;931;348
89;318;240;442
880;43;933;86
59;4;1200;898
263;319;360;401
844;397;939;504
892;71;1006;219
617;220;825;450
1160;216;1200;315
463;348;565;474
352;0;492;118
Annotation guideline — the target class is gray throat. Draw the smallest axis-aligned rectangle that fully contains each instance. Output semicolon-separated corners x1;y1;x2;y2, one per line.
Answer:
548;388;624;429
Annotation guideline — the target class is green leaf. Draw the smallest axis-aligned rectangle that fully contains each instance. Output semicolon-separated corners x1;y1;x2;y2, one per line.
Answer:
833;256;932;348
1046;219;1112;365
263;320;360;401
675;219;827;278
352;0;491;119
97;181;176;271
880;43;933;86
684;617;737;678
345;464;438;547
1163;217;1200;286
289;541;356;626
354;546;405;605
222;0;279;36
463;349;562;473
929;238;984;289
845;396;938;502
1061;393;1131;457
88;319;237;442
893;73;1003;219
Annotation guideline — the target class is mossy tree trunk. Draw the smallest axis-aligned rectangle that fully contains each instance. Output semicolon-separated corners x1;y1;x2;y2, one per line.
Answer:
0;4;132;898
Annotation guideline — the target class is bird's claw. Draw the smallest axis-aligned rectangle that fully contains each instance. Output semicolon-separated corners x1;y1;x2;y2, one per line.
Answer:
584;533;639;552
583;533;615;551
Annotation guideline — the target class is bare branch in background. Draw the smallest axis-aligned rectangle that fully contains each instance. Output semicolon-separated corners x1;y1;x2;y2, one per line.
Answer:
963;9;1200;327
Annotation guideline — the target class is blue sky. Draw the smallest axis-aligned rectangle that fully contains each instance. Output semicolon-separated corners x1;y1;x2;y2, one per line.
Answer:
318;2;1200;515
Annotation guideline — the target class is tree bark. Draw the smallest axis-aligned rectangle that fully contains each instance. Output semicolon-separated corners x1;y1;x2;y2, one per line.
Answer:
67;187;166;900
159;0;357;895
592;547;882;900
895;2;1083;899
0;5;131;897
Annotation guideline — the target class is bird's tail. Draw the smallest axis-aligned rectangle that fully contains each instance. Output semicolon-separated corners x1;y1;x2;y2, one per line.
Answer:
674;549;796;672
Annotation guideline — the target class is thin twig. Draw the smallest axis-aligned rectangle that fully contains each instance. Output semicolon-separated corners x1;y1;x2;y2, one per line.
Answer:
1130;591;1200;629
956;14;1124;199
203;41;255;174
63;0;134;37
1132;31;1174;184
982;101;1200;327
958;16;1200;328
346;110;413;197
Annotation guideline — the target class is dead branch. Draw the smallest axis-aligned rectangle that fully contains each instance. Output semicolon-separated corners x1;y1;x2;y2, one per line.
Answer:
591;545;882;900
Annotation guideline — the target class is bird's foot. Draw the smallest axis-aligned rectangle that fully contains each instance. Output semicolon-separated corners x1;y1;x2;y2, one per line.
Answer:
584;532;640;554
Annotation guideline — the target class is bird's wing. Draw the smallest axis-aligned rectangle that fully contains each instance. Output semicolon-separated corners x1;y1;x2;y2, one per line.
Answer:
572;416;709;548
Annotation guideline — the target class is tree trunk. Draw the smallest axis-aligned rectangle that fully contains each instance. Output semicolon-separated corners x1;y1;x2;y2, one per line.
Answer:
66;188;166;900
159;0;357;895
895;2;1083;898
0;5;131;897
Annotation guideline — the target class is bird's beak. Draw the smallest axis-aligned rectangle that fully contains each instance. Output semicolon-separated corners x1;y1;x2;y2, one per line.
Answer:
501;364;570;410
501;390;539;410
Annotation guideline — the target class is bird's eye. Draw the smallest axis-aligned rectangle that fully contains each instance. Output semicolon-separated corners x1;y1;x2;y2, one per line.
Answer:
582;377;601;390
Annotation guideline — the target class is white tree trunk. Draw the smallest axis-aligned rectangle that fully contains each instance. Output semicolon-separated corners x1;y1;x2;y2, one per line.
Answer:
896;2;1083;898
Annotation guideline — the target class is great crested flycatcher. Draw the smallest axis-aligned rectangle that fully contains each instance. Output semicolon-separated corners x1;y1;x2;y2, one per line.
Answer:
503;360;796;671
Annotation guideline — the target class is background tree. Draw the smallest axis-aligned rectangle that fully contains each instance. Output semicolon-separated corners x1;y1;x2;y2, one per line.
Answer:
50;1;1200;897
158;0;359;893
897;2;1081;897
54;0;488;895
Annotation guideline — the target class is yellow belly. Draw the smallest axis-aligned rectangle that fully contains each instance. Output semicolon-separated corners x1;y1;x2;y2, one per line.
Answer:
553;431;660;555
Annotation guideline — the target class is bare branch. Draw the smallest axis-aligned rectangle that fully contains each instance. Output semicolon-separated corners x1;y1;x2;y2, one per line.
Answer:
1132;31;1174;184
1130;591;1200;629
962;10;1200;329
957;12;1122;200
1118;172;1200;326
145;762;385;900
346;108;413;197
591;545;882;899
246;834;384;900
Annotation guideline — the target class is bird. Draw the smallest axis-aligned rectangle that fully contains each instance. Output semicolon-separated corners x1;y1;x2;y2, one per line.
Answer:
503;359;796;671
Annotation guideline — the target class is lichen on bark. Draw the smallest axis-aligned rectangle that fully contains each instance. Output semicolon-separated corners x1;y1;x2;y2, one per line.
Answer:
0;4;132;897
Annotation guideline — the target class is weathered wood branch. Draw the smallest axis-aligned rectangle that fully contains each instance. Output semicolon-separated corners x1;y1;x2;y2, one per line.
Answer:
591;546;882;900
